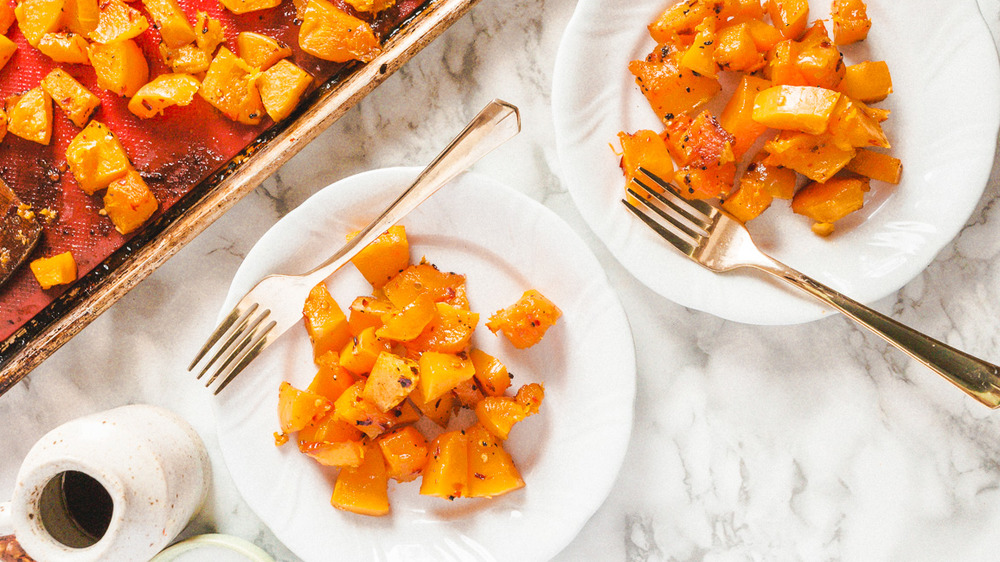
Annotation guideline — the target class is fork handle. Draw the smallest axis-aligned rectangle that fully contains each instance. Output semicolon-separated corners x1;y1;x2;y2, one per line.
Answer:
302;99;521;284
755;260;1000;408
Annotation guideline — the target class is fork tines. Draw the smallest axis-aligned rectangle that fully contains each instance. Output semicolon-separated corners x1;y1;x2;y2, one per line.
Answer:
621;167;718;254
188;303;277;395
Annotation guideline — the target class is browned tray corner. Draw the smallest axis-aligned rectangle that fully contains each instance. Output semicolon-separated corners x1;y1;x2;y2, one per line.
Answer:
0;0;481;396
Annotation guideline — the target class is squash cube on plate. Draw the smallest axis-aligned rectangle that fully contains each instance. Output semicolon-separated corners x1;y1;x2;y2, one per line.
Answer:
383;263;467;308
41;68;101;128
104;169;159;234
376;294;435;342
409;391;453;428
159;43;211;74
308;352;357;402
0;110;7;143
7;88;53;145
128;73;200;118
791;176;870;236
752;85;840;135
765;0;808;40
465;423;524;498
14;0;65;46
237;31;291;70
617;129;673;186
419;430;467;500
763;131;856;183
299;0;381;63
831;0;871;45
845;148;902;185
486;289;562;349
89;40;149;98
404;302;478;354
199;47;265;125
474;396;530;440
417;351;474;403
277;381;332;434
332;380;398;439
331;442;390;516
30;252;77;290
257;59;313;122
141;0;195;48
62;0;99;36
837;61;893;103
719;75;771;159
348;296;393;336
339;326;391;375
66;121;132;194
37;33;90;65
377;426;429;483
302;282;352;358
470;348;510;397
362;351;419;412
90;0;149;44
194;11;226;54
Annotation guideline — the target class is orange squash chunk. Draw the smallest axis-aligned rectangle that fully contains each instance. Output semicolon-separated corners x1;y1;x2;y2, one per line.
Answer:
298;415;364;467
333;380;399;438
714;22;764;73
38;33;89;64
194;11;225;54
299;0;381;63
377;426;429;482
719;75;770;159
837;61;892;103
308;351;357;401
404;302;478;354
765;0;808;40
795;21;845;89
62;0;98;36
451;377;484;408
470;348;510;397
30;252;77;290
0;1;14;33
486;290;562;349
648;0;723;42
679;16;718;79
417;351;474;403
0;36;15;73
257;59;313;122
474;396;530;440
661;114;695;165
104;170;159;234
6;88;53;145
791;176;869;235
515;382;544;414
383;263;468;309
763;131;855;183
629;51;721;123
376;293;435;341
339;326;391;374
14;0;64;46
65;121;131;195
746;19;783;52
673;110;737;199
617;129;674;186
199;47;264;125
419;430;467;500
409;392;453;427
277;381;332;434
825;95;889;151
363;351;419;412
347;296;394;336
466;424;524;499
742;154;798;200
91;0;149;43
141;0;195;48
331;442;390;516
89;40;149;98
347;225;410;289
765;40;806;86
845;148;902;184
160;42;211;74
722;174;772;223
752;85;840;135
302;282;352;358
719;0;764;22
128;73;201;119
237;31;292;70
831;0;870;45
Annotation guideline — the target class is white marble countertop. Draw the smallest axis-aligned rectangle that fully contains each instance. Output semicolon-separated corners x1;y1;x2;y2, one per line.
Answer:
3;0;1000;560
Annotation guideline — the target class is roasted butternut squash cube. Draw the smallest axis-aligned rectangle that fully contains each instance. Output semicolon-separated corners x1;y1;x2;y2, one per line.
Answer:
714;22;764;73
792;176;869;235
486;290;562;349
409;392;453;427
825;95;889;151
765;40;806;86
377;426;429;483
419;430;467;500
722;173;773;223
679;17;718;78
617;129;673;186
339;326;391;374
845;148;902;184
194;11;225;54
383;263;468;309
308;352;357;401
837;61;892;103
451;377;484;408
465;424;524;498
237;31;292;70
277;381;332;434
7;88;53;145
514;383;544;414
417;351;474;403
38;33;89;64
333;380;398;439
629;53;720;123
763;131;855;183
362;351;419;412
648;0;723;42
765;0;807;39
30;252;77;290
474;396;530;440
89;40;149;98
376;294;435;342
62;0;99;36
219;0;280;15
795;21;845;89
0;36;16;73
831;0;870;45
752;85;840;135
331;442;390;516
0;2;14;33
159;42;211;74
741;154;798;200
298;415;364;467
103;169;158;234
127;73;200;118
470;348;510;397
299;0;381;63
404;302;478;354
141;0;195;48
348;296;393;335
719;74;770;158
256;59;313;122
14;0;64;46
347;225;409;288
746;19;783;52
90;0;149;43
673;110;738;200
302;282;352;358
65;121;131;194
199;47;264;125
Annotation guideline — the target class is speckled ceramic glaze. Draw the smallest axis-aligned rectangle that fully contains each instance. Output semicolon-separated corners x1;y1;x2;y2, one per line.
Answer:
0;405;210;562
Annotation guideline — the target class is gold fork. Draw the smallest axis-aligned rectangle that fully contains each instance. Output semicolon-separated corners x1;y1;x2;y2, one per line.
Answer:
189;99;521;394
623;167;1000;408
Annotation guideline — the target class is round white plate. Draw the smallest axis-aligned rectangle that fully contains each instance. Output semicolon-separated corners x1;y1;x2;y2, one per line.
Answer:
553;0;1000;325
212;168;636;562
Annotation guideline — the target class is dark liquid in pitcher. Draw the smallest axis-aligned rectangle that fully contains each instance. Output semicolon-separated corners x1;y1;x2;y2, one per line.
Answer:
62;471;114;541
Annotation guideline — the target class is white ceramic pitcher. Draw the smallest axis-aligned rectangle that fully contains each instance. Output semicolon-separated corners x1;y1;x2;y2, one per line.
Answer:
0;404;211;562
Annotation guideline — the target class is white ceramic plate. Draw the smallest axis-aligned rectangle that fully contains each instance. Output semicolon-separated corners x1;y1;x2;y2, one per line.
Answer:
212;168;635;562
553;0;1000;325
